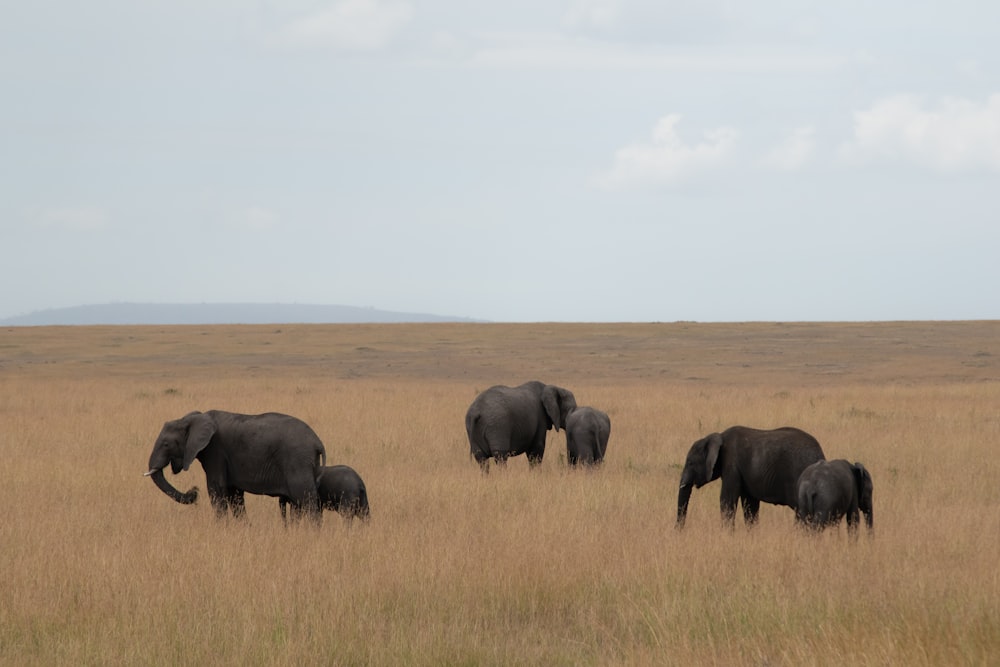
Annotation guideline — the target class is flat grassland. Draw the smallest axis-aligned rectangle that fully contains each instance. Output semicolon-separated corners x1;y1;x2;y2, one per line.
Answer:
1;321;998;666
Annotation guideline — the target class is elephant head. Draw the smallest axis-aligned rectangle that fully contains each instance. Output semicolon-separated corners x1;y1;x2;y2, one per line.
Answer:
541;384;577;431
143;411;213;505
853;462;874;532
676;433;722;528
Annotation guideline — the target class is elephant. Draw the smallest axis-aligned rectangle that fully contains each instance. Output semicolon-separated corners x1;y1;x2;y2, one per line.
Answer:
144;410;327;521
565;406;611;467
465;380;577;472
796;459;874;536
676;425;826;529
280;465;370;523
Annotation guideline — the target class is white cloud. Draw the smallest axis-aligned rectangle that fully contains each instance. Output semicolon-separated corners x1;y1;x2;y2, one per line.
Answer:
34;207;110;231
274;0;413;51
596;114;739;190
761;126;816;171
840;94;1000;170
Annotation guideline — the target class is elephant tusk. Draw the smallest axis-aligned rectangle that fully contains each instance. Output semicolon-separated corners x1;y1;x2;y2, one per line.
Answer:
143;469;159;477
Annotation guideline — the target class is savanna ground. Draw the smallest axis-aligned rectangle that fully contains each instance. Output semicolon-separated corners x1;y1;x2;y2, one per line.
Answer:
1;321;998;666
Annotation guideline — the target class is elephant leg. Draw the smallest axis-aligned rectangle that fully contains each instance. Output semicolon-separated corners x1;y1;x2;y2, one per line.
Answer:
286;499;319;524
797;509;822;532
571;445;593;467
303;496;322;524
719;496;739;528
283;471;322;525
846;508;860;537
524;430;547;468
294;493;323;525
207;486;230;518
719;480;740;528
472;450;491;474
592;445;604;465
741;495;760;527
526;440;545;468
228;489;246;519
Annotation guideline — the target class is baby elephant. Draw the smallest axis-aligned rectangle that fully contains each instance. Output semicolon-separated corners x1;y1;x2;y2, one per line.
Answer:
796;459;873;536
280;465;370;523
565;406;611;467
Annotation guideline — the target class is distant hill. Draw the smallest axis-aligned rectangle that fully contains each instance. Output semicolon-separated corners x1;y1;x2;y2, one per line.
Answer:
0;303;483;326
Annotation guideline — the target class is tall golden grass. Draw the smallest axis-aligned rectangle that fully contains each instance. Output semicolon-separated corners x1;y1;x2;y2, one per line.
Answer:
1;322;997;665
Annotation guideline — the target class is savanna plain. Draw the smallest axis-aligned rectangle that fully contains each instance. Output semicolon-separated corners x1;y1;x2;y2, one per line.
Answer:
1;321;998;666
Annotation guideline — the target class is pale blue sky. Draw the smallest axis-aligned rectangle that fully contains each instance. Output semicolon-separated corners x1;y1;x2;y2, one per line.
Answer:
3;1;998;322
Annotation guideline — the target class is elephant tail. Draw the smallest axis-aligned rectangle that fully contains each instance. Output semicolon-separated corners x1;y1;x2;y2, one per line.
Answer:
798;485;816;527
466;411;487;456
465;410;480;438
315;445;327;485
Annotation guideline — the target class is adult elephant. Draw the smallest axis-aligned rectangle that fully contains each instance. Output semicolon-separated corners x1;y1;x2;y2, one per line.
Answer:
465;380;577;472
796;459;874;536
676;425;825;529
565;406;611;467
144;410;327;520
280;465;370;523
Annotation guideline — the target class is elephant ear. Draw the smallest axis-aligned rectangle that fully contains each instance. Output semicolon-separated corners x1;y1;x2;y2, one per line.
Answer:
559;388;577;422
704;433;723;483
182;412;217;471
541;385;562;431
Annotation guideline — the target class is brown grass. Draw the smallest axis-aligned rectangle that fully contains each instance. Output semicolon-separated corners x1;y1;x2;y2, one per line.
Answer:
1;322;998;665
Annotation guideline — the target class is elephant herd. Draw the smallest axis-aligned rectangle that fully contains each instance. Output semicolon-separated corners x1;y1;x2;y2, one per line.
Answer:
144;380;873;535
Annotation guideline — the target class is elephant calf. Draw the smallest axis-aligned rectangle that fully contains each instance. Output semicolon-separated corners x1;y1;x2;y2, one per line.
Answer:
280;465;370;523
565;406;610;466
796;459;873;536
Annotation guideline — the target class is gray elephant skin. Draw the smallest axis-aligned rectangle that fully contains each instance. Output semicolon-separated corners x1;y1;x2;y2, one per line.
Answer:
145;410;327;520
280;465;370;523
796;459;874;535
676;425;826;529
565;406;611;466
465;380;577;471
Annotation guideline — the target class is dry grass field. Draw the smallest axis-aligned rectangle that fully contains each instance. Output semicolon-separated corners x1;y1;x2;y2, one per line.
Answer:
1;321;998;666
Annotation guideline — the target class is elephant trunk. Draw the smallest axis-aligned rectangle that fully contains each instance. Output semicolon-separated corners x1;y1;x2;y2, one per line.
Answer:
145;467;199;505
864;508;874;535
676;483;693;529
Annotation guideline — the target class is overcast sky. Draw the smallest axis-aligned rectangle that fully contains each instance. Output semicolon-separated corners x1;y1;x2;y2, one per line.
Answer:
3;1;998;322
